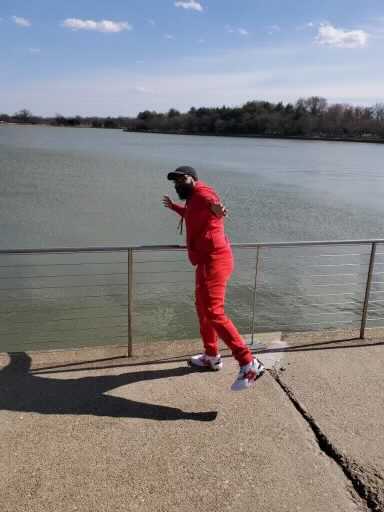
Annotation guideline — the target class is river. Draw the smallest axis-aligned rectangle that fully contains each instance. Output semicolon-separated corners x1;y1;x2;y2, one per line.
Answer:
1;125;384;351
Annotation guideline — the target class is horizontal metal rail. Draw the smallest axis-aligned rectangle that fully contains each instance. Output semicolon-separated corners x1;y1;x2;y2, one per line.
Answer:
2;238;384;255
1;239;384;355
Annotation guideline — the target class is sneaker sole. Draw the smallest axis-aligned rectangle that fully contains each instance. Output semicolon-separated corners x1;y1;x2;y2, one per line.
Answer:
187;360;223;371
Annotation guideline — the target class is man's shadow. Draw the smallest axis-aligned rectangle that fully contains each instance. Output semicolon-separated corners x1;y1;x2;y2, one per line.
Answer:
0;353;217;422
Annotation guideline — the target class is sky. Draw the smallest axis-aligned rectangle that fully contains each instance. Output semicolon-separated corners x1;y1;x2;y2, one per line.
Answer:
1;0;383;116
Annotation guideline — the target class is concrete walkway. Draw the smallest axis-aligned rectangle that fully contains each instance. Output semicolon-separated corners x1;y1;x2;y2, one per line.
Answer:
1;337;383;512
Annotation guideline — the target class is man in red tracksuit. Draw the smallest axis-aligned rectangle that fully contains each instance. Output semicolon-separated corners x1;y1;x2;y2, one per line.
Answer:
163;166;265;391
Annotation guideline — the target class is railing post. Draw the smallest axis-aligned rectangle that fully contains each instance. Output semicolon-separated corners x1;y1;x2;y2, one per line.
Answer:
250;246;261;345
128;248;134;357
360;242;377;339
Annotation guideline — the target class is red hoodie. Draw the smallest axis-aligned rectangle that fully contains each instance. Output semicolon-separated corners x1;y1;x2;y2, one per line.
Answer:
171;181;231;265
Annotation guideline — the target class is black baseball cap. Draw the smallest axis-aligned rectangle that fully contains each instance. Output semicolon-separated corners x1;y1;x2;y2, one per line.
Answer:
167;166;198;181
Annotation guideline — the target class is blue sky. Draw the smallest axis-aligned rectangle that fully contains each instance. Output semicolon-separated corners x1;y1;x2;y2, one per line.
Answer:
1;0;383;116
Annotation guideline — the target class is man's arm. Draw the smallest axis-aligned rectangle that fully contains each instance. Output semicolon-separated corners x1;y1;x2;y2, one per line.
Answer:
210;202;228;218
194;189;228;219
162;196;186;217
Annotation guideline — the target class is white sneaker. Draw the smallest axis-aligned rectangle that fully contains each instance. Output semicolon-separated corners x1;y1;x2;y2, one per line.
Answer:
231;358;265;391
188;353;223;371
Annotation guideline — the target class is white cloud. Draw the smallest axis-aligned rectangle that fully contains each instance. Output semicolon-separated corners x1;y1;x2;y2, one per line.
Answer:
164;34;175;40
226;25;249;36
135;85;152;93
62;18;132;33
147;19;156;26
296;21;315;31
175;1;203;12
12;16;31;27
316;23;368;48
28;48;41;54
267;24;281;35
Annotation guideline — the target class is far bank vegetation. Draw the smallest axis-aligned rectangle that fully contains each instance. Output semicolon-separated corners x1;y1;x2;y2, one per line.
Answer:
2;97;384;141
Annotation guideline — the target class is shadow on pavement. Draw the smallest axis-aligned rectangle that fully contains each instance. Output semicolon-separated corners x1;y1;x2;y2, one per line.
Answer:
0;353;217;422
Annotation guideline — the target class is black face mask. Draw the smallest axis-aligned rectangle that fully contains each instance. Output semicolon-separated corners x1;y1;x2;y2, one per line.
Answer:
175;182;194;200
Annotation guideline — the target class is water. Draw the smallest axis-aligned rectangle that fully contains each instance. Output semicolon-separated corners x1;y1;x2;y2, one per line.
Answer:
1;125;384;248
1;125;384;351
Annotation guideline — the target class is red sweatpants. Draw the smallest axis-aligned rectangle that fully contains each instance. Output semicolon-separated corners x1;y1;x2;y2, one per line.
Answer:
195;250;253;367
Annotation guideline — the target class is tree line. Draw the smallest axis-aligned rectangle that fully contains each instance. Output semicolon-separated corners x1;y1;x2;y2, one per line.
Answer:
2;97;384;140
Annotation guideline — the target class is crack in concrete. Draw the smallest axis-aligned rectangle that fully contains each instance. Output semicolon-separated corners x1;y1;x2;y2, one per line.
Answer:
270;368;383;512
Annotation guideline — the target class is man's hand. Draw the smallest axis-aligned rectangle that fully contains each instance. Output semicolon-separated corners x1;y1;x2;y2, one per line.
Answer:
210;202;228;218
162;196;174;209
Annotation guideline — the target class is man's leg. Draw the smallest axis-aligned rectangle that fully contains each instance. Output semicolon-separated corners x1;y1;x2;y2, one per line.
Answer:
200;255;253;367
195;264;219;357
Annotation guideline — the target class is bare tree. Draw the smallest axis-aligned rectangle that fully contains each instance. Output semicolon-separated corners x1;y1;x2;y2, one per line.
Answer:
14;109;33;123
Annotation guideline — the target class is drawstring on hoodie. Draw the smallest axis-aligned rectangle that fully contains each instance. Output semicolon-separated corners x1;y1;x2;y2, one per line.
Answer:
177;199;188;235
178;216;184;235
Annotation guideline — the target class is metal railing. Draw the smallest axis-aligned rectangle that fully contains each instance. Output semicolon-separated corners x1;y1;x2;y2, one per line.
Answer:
1;239;384;355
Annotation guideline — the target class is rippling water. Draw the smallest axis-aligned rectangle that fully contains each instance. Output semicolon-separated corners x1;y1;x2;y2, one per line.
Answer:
1;125;384;351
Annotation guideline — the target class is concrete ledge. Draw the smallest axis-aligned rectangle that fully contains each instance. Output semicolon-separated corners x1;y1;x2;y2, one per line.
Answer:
0;332;283;369
2;327;383;370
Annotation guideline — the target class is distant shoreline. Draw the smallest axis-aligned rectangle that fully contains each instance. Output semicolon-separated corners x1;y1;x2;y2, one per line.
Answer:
123;129;384;145
2;122;384;145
